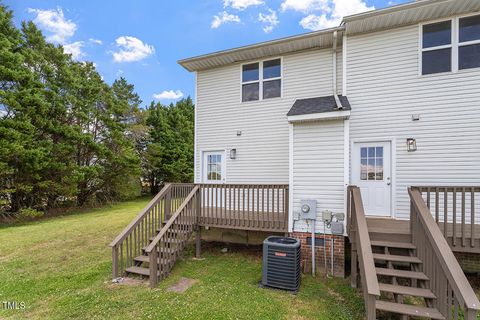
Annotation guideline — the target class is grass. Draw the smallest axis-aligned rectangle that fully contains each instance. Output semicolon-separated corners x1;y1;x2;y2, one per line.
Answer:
0;198;365;320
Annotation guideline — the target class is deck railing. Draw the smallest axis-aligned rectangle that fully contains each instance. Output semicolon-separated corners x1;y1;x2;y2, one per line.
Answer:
109;183;194;278
145;186;199;287
347;186;380;320
414;186;479;252
197;184;289;233
409;188;480;319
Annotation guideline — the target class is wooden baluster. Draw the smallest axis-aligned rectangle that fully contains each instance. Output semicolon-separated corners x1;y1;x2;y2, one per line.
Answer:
262;186;265;229
285;186;289;231
242;186;245;228
471;188;475;248
215;184;219;225
266;185;270;229
256;186;260;228
461;188;466;247
120;243;124;275
228;185;231;227
435;187;439;223
247;185;250;229
427;187;431;209
444;189;448;239
453;188;457;247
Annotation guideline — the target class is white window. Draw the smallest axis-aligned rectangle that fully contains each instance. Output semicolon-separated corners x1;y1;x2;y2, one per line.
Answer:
360;147;384;181
203;152;224;183
421;20;452;75
241;58;281;102
421;14;480;75
459;14;480;70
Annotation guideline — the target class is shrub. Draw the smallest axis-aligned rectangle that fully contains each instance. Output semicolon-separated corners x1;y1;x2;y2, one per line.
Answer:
17;208;44;221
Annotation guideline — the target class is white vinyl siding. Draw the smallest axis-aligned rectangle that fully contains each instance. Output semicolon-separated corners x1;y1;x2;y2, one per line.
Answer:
195;47;343;184
292;120;345;233
347;23;480;219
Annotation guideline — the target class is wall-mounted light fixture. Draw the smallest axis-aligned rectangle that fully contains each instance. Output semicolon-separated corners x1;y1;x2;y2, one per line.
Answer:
230;148;237;159
236;131;242;136
406;138;417;152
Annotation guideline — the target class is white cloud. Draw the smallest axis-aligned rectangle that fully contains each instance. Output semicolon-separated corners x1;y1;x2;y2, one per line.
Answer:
281;0;329;13
63;41;85;60
153;90;184;100
0;110;6;118
27;8;77;44
298;0;374;30
89;38;102;45
112;36;155;63
258;9;279;33
223;0;264;10
211;11;241;29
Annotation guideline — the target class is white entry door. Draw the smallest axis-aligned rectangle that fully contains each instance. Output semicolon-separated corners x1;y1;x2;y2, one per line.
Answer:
203;151;225;183
352;142;392;217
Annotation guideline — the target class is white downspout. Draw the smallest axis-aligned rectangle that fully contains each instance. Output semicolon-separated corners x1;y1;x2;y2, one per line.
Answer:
332;30;343;110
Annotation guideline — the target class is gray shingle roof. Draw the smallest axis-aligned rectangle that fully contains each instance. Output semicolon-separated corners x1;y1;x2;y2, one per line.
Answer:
287;95;351;117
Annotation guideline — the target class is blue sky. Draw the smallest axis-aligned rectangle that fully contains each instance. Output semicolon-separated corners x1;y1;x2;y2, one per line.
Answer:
6;0;407;107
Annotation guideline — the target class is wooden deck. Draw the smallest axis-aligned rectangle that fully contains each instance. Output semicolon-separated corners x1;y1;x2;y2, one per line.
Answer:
199;208;287;232
366;217;480;253
197;184;289;233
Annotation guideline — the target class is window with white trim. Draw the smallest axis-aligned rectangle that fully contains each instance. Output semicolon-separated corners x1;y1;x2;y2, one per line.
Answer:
421;20;452;75
241;58;281;102
421;15;480;75
459;14;480;70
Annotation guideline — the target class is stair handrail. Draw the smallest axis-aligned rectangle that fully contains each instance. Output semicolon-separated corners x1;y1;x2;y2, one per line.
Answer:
347;186;380;319
109;183;172;248
145;185;199;254
145;186;199;287
409;188;479;318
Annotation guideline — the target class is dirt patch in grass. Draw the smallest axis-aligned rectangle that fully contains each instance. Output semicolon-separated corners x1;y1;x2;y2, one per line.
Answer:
167;277;199;293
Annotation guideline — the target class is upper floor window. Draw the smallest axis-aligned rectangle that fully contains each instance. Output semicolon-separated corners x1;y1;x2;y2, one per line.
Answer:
421;15;480;75
242;58;281;102
421;21;452;75
459;15;480;70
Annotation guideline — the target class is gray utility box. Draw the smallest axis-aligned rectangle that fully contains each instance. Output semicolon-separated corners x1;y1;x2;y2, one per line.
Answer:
331;221;344;235
262;236;301;291
299;199;317;220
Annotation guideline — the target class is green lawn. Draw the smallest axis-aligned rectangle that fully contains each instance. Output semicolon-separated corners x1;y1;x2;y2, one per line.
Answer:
0;198;364;319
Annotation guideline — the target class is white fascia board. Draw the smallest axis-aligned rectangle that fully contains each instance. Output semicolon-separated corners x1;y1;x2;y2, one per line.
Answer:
287;110;351;123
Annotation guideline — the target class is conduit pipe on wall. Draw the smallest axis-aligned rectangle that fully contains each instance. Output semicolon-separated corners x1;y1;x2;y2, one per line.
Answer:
332;30;343;110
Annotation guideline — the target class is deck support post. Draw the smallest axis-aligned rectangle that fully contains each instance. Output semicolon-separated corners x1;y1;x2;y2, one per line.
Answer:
112;245;119;278
351;245;358;288
149;248;158;288
196;227;201;258
195;188;201;258
366;295;376;320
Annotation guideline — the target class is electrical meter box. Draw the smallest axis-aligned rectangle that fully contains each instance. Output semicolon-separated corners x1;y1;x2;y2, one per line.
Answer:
299;200;317;220
331;221;344;235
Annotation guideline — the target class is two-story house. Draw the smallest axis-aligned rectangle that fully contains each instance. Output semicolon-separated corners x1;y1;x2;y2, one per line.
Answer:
111;0;480;318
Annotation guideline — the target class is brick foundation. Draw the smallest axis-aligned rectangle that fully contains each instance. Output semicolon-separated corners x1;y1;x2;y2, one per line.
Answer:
454;252;480;273
290;232;345;278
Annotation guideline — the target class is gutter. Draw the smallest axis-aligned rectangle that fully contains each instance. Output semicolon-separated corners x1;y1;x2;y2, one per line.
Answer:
342;0;450;23
332;30;343;110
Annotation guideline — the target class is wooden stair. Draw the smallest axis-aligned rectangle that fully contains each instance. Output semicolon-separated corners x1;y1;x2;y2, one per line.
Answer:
376;301;445;320
349;187;480;320
369;238;444;319
125;224;193;279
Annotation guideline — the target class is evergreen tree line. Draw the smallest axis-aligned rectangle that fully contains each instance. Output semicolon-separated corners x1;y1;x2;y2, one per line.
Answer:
0;6;194;217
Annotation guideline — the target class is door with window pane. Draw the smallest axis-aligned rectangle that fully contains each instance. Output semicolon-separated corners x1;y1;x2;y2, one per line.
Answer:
352;142;392;217
203;151;225;183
